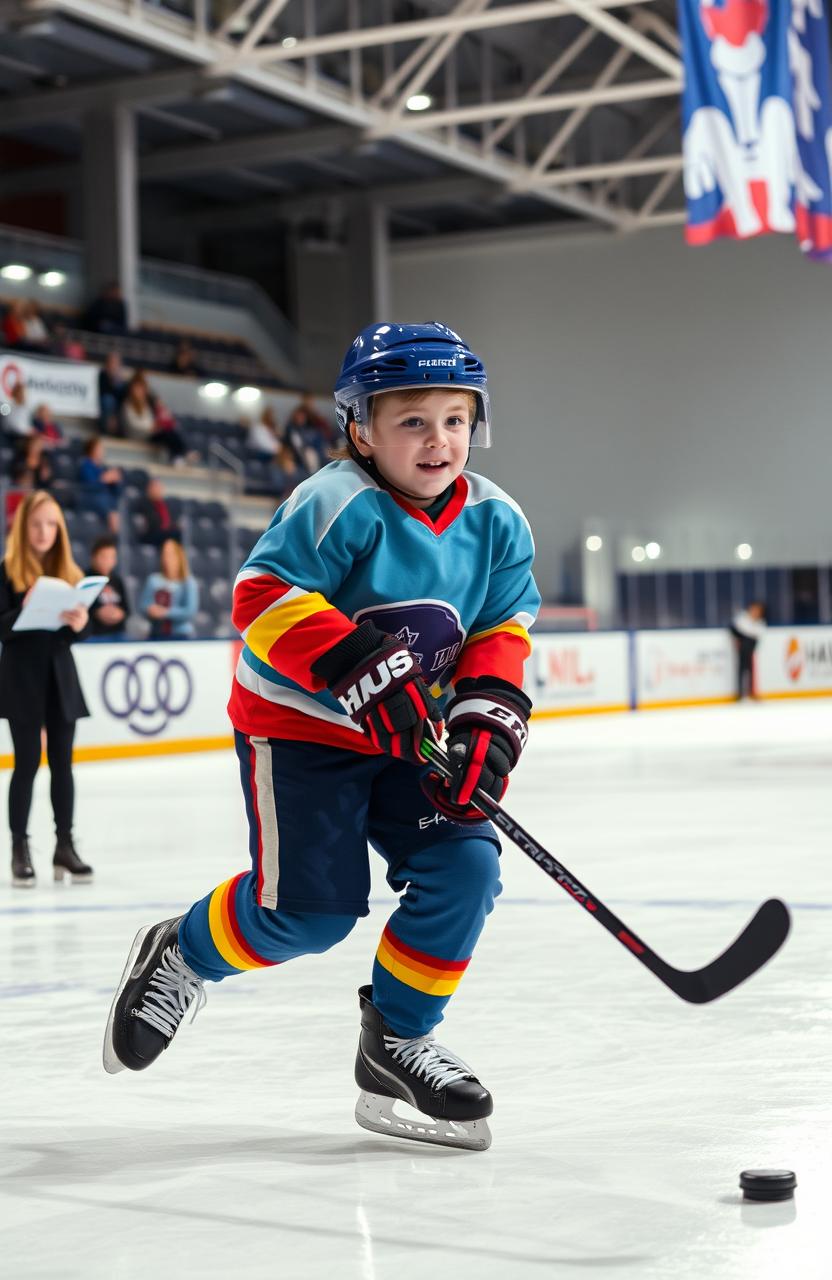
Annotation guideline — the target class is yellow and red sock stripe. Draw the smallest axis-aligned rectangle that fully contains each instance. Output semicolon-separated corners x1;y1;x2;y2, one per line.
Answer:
232;569;355;690
375;924;470;997
207;872;279;971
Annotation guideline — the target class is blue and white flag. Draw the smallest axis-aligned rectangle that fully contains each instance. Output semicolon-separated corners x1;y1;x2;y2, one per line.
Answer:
679;0;832;260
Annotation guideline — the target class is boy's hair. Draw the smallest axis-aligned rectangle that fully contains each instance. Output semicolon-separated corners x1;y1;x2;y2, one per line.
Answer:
331;386;477;460
91;535;118;557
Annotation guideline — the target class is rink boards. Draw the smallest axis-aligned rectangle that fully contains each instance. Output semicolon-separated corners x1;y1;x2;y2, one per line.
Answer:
0;626;830;764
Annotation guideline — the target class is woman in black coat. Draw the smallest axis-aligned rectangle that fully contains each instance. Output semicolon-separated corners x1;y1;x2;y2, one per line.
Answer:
0;490;94;886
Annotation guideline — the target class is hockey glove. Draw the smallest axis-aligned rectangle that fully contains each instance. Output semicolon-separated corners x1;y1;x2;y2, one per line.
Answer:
421;678;532;823
311;620;443;764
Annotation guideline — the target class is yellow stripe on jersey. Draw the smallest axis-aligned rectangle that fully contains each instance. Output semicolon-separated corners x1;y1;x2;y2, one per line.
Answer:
245;592;335;665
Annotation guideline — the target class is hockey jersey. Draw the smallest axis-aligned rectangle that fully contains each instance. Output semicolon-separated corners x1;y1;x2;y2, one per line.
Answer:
228;460;540;751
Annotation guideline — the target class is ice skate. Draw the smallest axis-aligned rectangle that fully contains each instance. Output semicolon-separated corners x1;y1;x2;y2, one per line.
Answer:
354;985;492;1151
103;916;206;1074
11;835;35;888
53;834;93;883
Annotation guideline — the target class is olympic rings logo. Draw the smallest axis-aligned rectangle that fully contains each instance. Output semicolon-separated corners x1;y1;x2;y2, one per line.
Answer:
101;654;193;737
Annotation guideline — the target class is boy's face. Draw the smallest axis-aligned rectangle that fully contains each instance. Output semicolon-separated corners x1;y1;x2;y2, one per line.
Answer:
352;389;471;507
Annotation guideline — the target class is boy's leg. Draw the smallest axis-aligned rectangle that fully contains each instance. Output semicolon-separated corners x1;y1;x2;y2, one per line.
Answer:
371;835;501;1038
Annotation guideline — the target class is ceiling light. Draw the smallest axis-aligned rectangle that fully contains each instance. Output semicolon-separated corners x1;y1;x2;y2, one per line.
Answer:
38;270;66;288
631;545;646;563
585;535;603;552
234;386;261;404
1;264;32;281
282;36;298;48
735;543;753;561
645;541;661;560
406;93;432;112
199;381;229;399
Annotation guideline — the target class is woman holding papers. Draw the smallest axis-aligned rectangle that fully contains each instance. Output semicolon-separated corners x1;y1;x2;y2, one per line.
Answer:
0;491;94;887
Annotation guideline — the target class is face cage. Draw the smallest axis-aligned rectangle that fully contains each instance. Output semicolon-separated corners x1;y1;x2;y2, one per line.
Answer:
337;384;492;448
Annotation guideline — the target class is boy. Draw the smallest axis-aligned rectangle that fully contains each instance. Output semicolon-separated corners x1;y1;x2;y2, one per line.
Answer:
103;323;540;1151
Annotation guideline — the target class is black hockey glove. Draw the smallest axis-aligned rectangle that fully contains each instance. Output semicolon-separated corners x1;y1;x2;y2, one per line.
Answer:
311;620;443;764
421;678;531;823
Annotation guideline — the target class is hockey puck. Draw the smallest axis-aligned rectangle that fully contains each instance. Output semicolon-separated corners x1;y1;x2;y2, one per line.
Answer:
739;1170;797;1202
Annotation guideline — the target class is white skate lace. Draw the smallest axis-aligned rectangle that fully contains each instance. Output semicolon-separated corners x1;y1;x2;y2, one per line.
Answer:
133;945;206;1040
384;1033;472;1089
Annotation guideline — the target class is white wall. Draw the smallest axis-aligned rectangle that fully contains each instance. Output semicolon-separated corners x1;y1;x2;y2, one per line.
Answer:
392;226;832;597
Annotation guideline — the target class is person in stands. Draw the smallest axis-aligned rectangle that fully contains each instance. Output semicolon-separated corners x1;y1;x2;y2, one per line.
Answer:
87;536;131;640
139;538;198;640
77;437;122;535
84;283;128;336
99;351;129;436
135;477;182;547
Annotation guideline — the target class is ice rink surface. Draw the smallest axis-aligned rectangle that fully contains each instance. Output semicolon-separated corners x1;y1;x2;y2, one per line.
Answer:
1;701;830;1280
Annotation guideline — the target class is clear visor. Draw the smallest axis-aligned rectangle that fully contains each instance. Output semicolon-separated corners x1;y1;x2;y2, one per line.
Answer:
344;385;491;448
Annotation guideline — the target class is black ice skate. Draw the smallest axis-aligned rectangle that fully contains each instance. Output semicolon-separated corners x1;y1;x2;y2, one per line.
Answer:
103;916;206;1074
354;985;493;1151
53;834;93;883
11;835;35;888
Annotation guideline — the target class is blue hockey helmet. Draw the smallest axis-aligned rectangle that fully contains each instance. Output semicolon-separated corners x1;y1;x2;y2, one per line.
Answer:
334;322;491;447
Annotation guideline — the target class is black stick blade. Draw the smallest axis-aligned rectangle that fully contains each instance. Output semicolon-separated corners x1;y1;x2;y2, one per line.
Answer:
657;898;791;1005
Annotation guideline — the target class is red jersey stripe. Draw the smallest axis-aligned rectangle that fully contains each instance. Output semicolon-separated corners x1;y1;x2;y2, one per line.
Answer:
232;573;293;633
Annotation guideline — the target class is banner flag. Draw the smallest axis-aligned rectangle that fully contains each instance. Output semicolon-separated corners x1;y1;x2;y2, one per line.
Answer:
679;0;832;260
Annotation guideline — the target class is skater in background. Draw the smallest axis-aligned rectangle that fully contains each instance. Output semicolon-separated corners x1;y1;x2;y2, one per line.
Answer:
730;600;767;700
0;491;94;887
104;322;540;1152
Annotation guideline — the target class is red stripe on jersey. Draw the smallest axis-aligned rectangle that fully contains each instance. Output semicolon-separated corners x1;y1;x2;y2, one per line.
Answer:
265;609;357;691
228;678;381;753
232;573;293;634
388;475;468;535
454;629;531;687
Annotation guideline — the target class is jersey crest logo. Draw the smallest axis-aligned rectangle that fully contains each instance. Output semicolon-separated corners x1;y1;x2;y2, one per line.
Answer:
354;600;465;687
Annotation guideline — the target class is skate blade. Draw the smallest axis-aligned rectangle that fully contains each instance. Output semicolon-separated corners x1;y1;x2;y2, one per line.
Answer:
54;867;94;883
355;1091;492;1152
11;878;36;889
102;921;155;1076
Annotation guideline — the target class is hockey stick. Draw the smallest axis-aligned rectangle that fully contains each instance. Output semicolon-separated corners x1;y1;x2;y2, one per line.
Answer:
420;740;790;1004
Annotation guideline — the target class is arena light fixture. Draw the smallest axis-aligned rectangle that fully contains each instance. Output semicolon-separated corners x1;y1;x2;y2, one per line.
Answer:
645;541;662;560
234;386;261;404
1;264;32;281
585;535;603;552
282;36;298;48
631;545;646;563
199;381;229;399
38;270;66;288
736;543;753;561
406;93;433;112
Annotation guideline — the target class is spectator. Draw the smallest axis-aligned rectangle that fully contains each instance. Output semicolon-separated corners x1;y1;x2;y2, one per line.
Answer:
247;407;280;460
99;351;128;436
140;537;198;639
51;323;86;361
284;404;328;472
150;398;191;466
84;282;128;336
2;299;27;348
87;536;130;639
12;436;53;492
171;338;200;376
729;601;767;701
32;402;64;447
21;300;49;351
295;392;334;443
271;442;307;497
4;382;34;439
135;477;183;547
77;437;122;535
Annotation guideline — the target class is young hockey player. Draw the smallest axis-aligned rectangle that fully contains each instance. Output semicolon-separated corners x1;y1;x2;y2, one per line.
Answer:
103;322;540;1151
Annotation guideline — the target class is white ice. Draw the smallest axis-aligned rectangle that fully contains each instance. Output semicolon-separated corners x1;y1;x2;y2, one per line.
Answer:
1;702;830;1280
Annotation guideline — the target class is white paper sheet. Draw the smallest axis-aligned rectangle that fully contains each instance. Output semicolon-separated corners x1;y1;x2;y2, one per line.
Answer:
11;575;108;632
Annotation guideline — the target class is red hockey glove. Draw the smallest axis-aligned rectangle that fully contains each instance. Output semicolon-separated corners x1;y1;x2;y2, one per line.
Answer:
311;621;443;764
421;679;531;823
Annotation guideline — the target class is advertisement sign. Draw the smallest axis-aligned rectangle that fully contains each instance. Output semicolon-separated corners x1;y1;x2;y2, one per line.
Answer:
755;626;832;698
0;640;236;766
525;633;630;716
635;629;735;708
0;350;100;418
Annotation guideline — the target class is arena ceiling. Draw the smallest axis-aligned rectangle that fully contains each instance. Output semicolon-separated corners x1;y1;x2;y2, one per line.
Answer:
0;0;685;242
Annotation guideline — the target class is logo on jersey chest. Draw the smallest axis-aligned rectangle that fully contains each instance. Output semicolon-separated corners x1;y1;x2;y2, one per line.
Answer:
353;600;465;687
